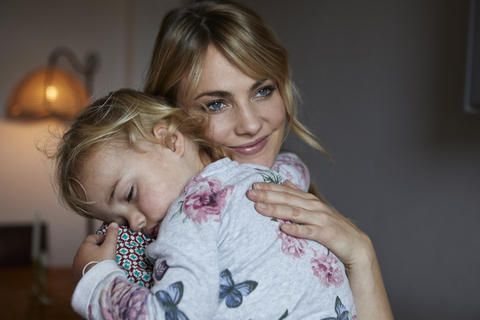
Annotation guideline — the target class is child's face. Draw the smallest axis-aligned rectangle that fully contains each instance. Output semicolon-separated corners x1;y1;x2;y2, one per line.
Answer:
77;140;194;239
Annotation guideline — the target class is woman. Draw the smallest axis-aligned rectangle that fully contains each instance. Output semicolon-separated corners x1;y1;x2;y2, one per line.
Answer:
143;1;393;318
74;0;393;318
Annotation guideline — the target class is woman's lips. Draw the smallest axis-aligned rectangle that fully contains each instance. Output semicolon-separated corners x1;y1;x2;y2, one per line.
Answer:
228;136;270;155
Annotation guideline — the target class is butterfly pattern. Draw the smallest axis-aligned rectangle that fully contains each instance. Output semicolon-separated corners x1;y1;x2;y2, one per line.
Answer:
154;259;170;281
219;269;258;308
278;310;289;319
155;281;189;320
322;296;356;320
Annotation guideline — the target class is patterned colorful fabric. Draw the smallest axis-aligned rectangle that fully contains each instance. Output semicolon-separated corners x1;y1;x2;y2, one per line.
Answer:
96;224;155;288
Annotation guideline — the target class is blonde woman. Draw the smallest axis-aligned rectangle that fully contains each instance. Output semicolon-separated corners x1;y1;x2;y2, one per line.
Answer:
61;89;356;319
143;1;393;318
74;0;393;318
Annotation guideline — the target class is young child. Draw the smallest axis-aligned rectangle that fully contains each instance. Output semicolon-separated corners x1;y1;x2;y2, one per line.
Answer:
53;89;356;319
95;147;312;290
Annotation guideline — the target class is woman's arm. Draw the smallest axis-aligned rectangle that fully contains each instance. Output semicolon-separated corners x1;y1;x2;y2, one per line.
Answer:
246;181;394;320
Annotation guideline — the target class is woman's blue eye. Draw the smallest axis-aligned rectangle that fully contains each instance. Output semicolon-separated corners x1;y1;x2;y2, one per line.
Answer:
257;86;275;97
206;101;224;111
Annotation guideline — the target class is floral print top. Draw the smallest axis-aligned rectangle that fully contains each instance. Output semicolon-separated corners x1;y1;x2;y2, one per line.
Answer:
72;153;356;320
94;152;311;290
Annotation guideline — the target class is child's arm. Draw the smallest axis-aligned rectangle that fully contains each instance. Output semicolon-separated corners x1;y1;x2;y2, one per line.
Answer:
72;190;224;319
273;152;310;192
72;223;165;319
72;223;118;284
71;223;136;318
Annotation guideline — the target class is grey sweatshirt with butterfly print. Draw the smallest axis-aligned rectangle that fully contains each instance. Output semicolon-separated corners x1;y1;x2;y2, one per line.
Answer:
72;153;356;320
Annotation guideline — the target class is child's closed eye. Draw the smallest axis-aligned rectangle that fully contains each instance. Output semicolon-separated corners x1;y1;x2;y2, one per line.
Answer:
126;186;135;202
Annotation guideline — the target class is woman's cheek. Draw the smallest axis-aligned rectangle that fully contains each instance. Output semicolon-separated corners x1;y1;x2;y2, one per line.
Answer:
206;114;230;145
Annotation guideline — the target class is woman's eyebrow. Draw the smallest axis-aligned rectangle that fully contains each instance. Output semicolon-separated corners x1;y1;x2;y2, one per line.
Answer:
249;79;267;92
194;90;231;100
193;79;268;100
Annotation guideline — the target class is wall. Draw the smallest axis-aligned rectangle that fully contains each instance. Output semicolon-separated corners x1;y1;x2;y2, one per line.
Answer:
1;0;479;318
0;0;179;266
242;0;480;318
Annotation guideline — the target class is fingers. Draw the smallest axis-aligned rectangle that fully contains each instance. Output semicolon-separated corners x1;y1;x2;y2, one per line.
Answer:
98;222;118;262
280;220;334;245
252;181;315;200
281;222;314;238
283;180;300;190
247;181;370;265
248;184;319;211
83;233;106;246
104;222;119;248
72;223;119;283
248;190;332;227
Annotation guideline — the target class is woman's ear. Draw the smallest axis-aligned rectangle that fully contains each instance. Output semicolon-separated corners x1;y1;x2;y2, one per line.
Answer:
152;124;185;156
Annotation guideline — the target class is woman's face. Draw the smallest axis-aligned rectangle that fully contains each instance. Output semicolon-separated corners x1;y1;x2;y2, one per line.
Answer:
184;45;286;168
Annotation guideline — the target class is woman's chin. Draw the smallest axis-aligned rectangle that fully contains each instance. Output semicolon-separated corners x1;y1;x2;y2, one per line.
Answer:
232;152;276;168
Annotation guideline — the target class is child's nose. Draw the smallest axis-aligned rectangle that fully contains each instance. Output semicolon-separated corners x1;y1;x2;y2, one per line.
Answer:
126;211;145;232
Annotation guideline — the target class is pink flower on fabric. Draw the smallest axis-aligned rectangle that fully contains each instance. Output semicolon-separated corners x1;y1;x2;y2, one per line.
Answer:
182;174;203;196
99;277;149;319
183;177;234;224
275;154;308;178
276;220;308;259
310;249;345;288
273;154;309;190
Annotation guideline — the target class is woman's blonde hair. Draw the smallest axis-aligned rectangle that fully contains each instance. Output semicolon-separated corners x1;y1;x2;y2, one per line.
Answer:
145;0;328;158
51;88;228;217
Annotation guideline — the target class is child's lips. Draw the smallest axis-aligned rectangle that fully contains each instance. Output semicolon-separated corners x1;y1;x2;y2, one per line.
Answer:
146;223;161;239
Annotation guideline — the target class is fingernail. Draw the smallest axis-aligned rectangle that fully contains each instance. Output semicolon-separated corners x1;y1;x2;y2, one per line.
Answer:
253;183;263;190
249;189;258;197
281;223;291;230
257;202;267;209
110;222;119;228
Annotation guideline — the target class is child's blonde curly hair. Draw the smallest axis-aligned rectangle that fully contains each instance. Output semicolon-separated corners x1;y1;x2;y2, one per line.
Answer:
51;88;229;218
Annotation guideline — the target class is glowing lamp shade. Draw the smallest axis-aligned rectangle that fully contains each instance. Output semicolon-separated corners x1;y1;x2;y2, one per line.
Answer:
7;66;90;119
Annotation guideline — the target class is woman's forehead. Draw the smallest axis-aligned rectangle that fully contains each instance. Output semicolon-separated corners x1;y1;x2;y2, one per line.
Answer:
180;45;272;102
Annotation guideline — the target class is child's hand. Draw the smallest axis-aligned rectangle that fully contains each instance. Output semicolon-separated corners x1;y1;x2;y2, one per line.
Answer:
73;222;119;284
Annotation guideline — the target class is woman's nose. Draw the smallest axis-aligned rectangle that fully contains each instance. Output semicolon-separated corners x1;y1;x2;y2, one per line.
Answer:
234;102;263;136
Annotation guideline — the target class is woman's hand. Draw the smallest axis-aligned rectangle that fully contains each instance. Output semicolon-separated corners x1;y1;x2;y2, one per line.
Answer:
246;180;373;268
246;180;394;320
72;222;119;284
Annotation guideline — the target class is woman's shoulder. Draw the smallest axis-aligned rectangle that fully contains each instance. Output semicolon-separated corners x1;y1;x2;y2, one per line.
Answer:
273;152;310;192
